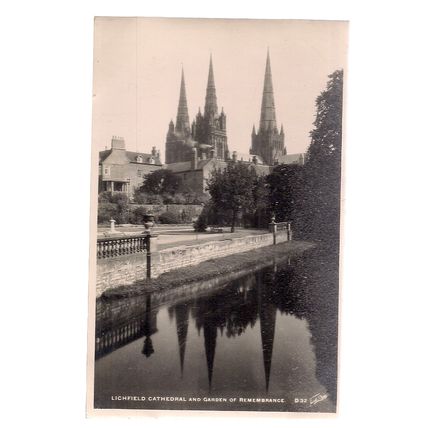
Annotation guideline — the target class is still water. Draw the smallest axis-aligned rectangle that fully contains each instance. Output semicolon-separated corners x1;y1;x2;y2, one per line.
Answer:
94;246;338;412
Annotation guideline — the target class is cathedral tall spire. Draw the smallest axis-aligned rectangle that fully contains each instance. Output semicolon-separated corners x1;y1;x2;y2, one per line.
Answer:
259;301;277;391
203;322;217;391
204;54;218;116
250;50;286;165
259;50;277;132
175;68;190;134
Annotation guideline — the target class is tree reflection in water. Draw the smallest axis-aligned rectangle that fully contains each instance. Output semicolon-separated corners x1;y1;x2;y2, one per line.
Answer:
95;244;339;408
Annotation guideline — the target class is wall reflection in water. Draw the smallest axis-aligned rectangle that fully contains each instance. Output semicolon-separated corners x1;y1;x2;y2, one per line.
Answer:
94;245;338;412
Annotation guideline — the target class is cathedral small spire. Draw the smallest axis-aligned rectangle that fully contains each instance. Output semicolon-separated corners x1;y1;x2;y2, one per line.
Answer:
175;68;190;134
174;304;190;378
204;54;218;117
259;49;277;132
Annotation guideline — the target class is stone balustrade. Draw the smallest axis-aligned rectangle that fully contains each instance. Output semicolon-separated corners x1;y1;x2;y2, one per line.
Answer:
268;221;290;232
97;235;147;259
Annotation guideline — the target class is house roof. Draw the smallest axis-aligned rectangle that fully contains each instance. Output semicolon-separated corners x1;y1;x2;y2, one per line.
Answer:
165;158;214;173
277;153;305;165
99;149;162;165
234;152;265;164
99;149;112;163
165;161;192;172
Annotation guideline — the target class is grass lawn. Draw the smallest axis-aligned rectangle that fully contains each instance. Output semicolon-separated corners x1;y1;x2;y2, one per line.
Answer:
101;240;315;299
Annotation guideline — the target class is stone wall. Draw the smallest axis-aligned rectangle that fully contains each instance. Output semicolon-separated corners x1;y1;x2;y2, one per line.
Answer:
130;203;203;221
96;230;289;297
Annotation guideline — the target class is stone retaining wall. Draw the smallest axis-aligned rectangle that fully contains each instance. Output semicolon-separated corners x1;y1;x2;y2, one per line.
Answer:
96;230;288;297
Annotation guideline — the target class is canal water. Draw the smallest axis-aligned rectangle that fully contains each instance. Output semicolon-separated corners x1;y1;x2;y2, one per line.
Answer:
94;246;339;413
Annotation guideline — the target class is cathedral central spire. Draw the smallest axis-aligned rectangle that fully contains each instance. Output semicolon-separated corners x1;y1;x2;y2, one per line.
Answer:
204;54;218;116
175;68;190;134
259;50;277;132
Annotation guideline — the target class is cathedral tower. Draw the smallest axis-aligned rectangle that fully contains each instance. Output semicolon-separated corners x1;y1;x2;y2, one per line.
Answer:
192;55;229;160
250;50;286;165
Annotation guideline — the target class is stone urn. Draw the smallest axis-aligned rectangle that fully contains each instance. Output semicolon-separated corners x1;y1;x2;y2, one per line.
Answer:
143;213;155;233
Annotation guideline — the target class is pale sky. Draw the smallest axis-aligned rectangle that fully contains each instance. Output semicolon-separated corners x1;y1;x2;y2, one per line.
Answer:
92;18;347;160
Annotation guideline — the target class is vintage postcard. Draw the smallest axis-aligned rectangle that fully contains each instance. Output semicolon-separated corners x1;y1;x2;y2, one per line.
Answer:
87;17;348;416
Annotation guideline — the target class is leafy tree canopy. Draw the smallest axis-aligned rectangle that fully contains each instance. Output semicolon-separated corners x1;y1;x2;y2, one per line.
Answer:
304;69;343;242
207;162;259;232
306;69;343;171
266;163;304;223
139;169;182;195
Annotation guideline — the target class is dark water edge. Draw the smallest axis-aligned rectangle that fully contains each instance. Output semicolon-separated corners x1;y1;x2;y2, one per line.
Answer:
94;244;339;413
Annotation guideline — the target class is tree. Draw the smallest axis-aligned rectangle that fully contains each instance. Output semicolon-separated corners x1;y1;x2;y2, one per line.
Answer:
207;162;258;232
266;163;304;224
139;169;182;195
110;192;130;224
249;175;270;228
130;206;147;224
306;69;343;170
97;192;130;224
158;211;182;224
303;69;343;243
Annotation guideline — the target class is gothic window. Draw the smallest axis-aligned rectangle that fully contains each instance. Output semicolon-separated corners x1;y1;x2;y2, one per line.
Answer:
136;155;143;163
149;157;155;165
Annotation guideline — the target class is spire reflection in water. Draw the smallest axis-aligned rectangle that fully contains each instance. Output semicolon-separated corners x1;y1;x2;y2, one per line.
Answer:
94;247;338;412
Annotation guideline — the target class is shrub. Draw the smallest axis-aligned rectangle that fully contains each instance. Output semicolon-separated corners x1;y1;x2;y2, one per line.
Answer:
110;192;129;206
146;193;164;205
193;213;208;232
162;193;175;204
193;193;210;205
98;202;118;224
130;206;147;225
158;211;181;224
133;191;149;204
171;193;187;204
98;191;113;203
193;202;220;231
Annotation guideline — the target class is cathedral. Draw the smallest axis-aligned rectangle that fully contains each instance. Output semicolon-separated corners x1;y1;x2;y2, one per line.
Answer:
163;51;304;194
165;51;301;168
165;55;229;164
98;52;304;199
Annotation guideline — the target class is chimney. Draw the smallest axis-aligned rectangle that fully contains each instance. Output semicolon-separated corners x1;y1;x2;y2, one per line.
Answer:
252;155;258;165
191;148;198;170
111;136;125;150
232;151;237;162
151;146;157;156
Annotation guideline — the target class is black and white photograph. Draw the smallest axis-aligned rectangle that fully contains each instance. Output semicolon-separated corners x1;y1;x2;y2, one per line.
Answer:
3;0;428;427
87;16;347;415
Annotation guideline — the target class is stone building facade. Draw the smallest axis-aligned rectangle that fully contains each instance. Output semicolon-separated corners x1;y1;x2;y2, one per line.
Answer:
98;136;162;197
